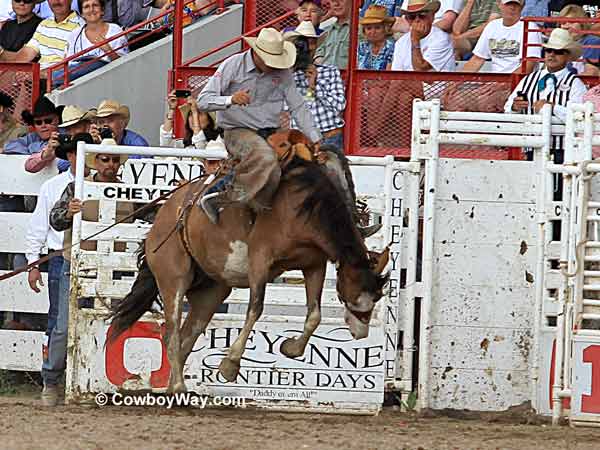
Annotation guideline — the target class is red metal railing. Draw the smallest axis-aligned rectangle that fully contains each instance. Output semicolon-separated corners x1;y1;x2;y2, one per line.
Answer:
0;63;40;121
47;0;227;91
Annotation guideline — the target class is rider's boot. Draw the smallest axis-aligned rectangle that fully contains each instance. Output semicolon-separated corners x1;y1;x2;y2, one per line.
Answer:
200;192;225;224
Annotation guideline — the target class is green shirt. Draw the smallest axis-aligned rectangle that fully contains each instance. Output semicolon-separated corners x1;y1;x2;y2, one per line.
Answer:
469;0;500;30
315;20;350;70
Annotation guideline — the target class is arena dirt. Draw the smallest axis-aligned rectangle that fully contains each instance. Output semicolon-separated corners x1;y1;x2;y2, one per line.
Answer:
2;394;600;450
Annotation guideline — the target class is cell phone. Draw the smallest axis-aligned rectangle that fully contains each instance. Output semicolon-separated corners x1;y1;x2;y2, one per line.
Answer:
174;89;191;98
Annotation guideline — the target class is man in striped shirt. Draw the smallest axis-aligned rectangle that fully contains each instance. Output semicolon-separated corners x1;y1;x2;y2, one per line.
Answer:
0;0;84;74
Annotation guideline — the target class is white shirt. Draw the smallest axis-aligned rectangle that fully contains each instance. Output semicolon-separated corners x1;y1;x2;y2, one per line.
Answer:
65;23;128;63
473;19;541;73
391;26;456;72
25;170;73;264
158;124;208;149
504;66;588;122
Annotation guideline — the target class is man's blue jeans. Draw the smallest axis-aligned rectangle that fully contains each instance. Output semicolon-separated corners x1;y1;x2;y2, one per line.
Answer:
42;259;70;386
46;255;64;337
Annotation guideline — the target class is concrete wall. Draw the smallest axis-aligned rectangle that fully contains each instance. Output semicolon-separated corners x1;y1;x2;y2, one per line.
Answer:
49;4;243;145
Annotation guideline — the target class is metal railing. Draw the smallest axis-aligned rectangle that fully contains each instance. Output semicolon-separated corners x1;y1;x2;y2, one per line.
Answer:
0;62;40;119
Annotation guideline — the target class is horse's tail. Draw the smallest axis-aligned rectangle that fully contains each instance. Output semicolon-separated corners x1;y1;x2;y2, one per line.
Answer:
107;242;161;342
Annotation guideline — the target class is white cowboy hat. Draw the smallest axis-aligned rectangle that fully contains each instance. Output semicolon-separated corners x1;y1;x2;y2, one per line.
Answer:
359;5;396;25
85;138;128;170
203;137;228;161
95;99;131;126
243;28;296;70
543;28;583;60
59;105;96;128
283;21;327;46
401;0;440;15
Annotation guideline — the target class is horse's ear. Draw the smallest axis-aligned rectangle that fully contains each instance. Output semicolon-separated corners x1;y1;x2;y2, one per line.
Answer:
370;246;390;274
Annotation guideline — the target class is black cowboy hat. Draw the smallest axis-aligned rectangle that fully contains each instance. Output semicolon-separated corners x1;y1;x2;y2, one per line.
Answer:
55;132;94;160
21;96;60;126
0;91;14;109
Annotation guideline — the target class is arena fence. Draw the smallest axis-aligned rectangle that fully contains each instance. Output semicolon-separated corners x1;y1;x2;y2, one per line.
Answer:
0;63;40;120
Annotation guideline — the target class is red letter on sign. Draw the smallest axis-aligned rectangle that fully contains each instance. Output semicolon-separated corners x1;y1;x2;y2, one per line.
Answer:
581;345;600;413
105;321;170;388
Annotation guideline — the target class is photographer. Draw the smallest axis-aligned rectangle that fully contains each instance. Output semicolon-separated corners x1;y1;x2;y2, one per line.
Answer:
24;105;98;173
94;99;149;154
284;21;346;151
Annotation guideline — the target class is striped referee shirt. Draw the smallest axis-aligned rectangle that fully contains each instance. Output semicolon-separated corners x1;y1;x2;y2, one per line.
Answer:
504;66;587;148
25;11;84;70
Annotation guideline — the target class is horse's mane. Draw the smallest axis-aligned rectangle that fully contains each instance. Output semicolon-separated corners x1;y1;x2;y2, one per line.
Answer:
283;158;370;269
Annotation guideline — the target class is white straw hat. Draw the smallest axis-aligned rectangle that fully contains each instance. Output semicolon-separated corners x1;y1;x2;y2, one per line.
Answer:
543;28;582;60
85;138;128;170
243;28;296;70
59;105;96;128
204;137;228;161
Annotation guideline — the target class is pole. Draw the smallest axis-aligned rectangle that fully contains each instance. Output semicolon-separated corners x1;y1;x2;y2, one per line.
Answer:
343;0;361;155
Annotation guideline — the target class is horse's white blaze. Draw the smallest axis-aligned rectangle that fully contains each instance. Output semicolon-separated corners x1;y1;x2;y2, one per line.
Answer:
344;308;369;340
223;240;249;280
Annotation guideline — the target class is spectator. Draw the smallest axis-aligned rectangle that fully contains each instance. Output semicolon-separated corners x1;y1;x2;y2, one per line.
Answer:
24;104;97;173
0;91;28;148
463;0;541;74
522;0;549;20
314;0;351;69
155;0;216;30
160;90;221;149
505;28;586;124
95;99;149;151
357;5;395;70
4;96;67;169
549;0;598;19
0;0;43;52
0;0;84;75
102;0;153;28
558;4;600;75
34;0;78;19
284;21;346;150
52;0;128;86
284;0;326;34
452;0;501;59
398;0;465;33
24;136;91;398
391;0;456;72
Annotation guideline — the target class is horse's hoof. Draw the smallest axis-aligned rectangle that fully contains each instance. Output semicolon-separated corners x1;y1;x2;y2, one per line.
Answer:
219;358;240;382
280;337;305;358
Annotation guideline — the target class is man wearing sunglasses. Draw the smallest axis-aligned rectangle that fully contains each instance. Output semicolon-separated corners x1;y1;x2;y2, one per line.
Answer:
3;96;71;171
505;28;587;158
0;0;43;52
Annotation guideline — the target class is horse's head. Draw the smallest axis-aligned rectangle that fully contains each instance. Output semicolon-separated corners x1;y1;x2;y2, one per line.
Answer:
336;247;390;339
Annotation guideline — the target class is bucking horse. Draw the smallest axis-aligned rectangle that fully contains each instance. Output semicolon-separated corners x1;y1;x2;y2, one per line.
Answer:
108;136;389;393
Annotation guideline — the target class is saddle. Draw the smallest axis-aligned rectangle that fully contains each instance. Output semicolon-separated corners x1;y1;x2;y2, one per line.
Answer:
267;129;317;168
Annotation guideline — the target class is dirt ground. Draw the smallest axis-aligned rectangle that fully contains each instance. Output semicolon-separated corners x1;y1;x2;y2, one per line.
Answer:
2;393;600;450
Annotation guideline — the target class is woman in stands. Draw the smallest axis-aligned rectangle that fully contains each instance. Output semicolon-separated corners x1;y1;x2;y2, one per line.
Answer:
160;90;223;150
54;0;128;85
357;5;395;70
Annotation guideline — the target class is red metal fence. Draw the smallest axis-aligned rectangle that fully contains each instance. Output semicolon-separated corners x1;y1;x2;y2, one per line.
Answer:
0;63;39;122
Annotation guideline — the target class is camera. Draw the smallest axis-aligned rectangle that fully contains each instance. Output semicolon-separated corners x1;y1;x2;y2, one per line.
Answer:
100;126;114;140
293;37;313;71
57;134;72;146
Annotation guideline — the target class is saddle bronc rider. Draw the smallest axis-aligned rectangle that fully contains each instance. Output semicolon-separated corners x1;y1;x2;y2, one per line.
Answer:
197;27;380;237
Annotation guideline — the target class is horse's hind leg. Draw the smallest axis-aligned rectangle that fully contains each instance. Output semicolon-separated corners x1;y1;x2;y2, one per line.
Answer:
280;263;325;358
179;282;232;367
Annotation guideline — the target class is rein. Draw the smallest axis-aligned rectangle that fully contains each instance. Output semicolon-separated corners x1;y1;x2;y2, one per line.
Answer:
0;174;204;282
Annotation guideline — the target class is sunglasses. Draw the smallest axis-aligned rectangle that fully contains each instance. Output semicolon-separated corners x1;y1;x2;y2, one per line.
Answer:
34;118;55;125
545;48;568;56
98;156;121;164
13;0;35;4
405;12;429;21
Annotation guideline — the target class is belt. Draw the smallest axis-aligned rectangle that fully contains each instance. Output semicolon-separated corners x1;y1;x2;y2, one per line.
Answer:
256;127;278;140
322;128;343;139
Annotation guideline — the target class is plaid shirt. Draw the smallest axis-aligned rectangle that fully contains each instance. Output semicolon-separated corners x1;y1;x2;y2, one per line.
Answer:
291;64;346;133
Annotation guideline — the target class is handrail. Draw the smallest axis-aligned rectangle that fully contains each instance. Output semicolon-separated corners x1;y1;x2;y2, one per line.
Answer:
47;0;227;91
181;9;294;67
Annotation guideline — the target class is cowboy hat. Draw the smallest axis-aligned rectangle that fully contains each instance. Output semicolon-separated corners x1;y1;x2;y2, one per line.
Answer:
59;105;96;128
401;0;440;15
359;5;396;25
55;132;95;160
95;99;131;124
21;96;59;125
203;137;228;161
543;28;583;60
177;103;217;129
85;138;128;169
283;21;327;46
243;28;297;70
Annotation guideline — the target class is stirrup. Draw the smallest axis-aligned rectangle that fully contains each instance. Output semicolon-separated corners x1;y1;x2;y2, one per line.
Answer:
358;223;382;239
200;192;222;224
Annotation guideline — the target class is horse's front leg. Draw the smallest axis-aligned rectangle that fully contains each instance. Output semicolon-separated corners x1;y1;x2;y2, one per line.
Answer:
280;263;325;359
219;272;267;382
